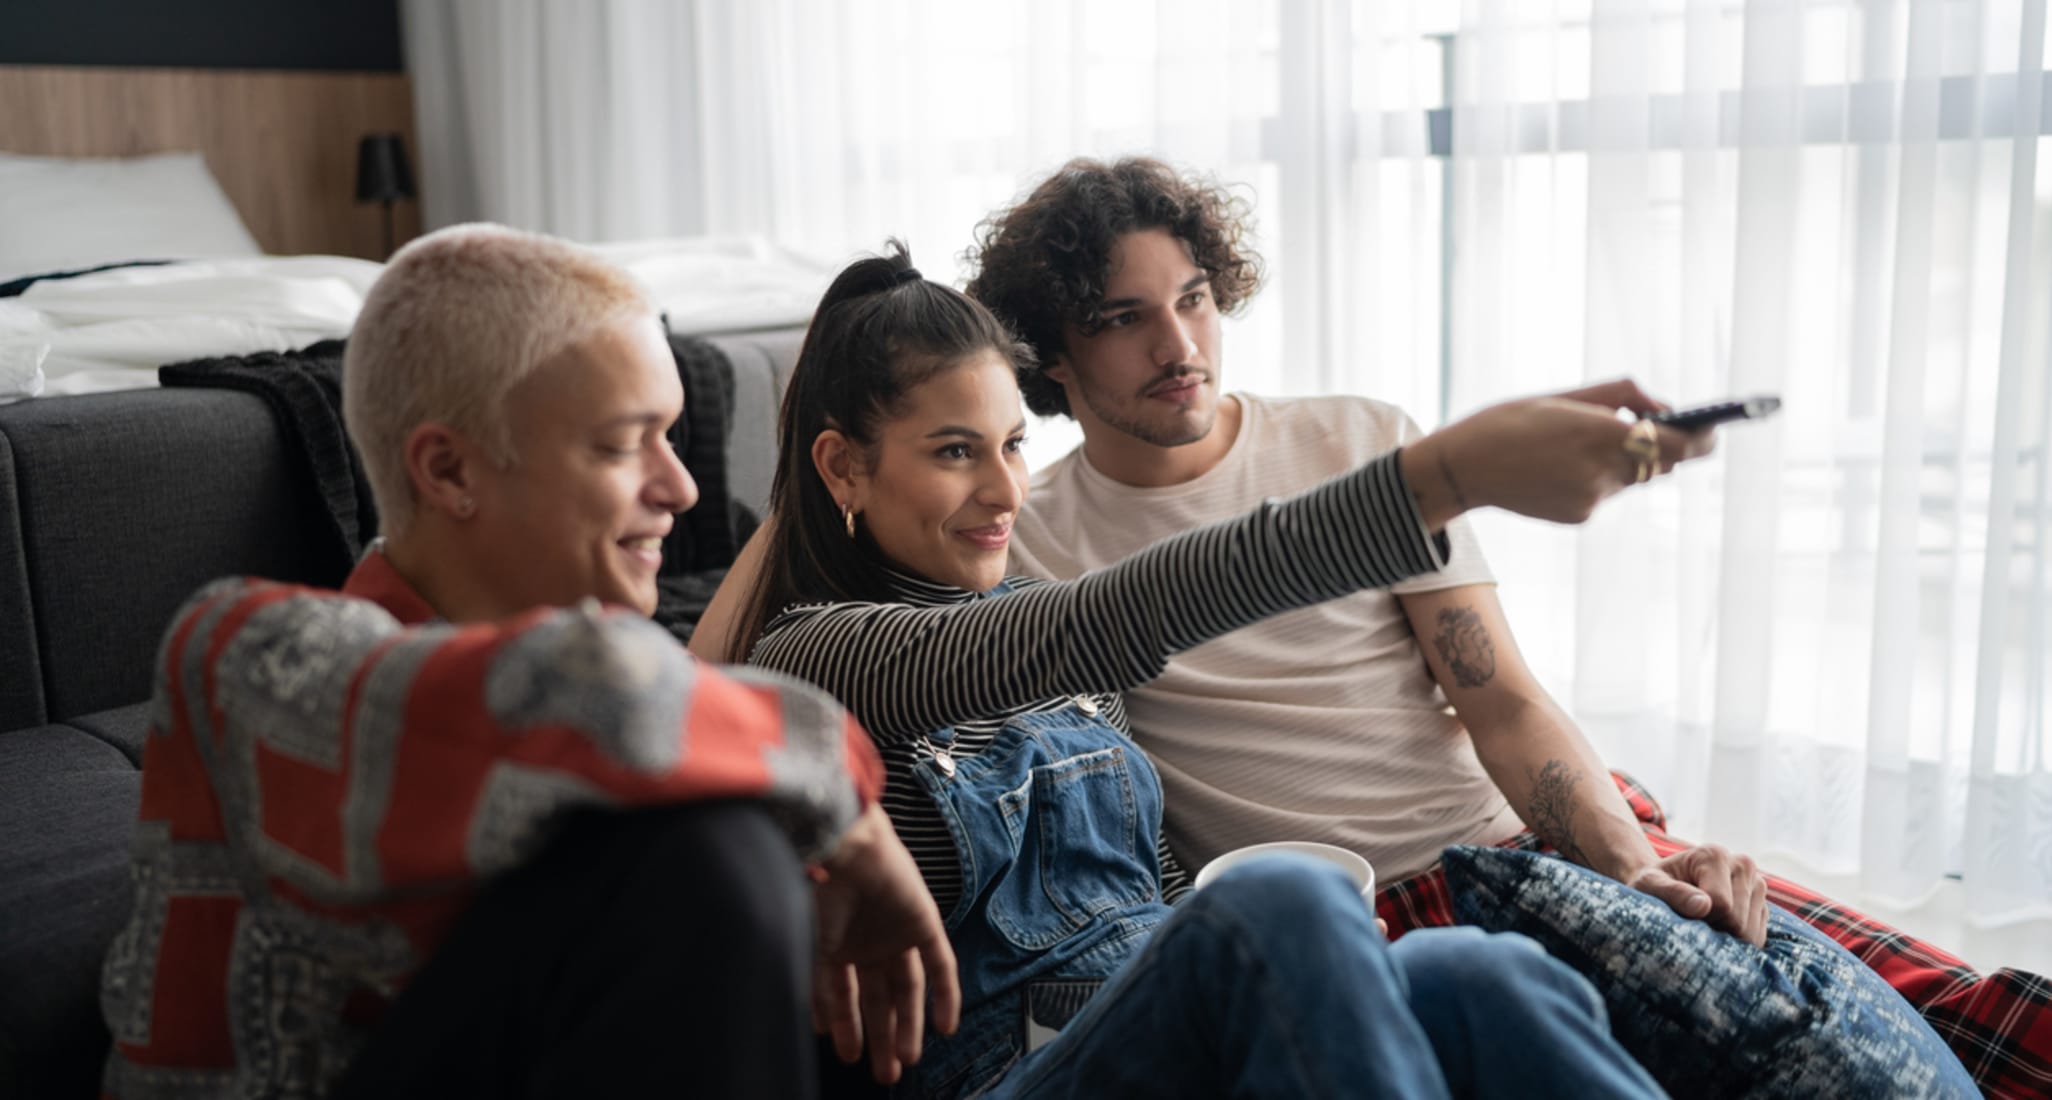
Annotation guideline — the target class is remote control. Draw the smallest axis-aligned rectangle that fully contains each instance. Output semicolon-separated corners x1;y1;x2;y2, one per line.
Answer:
1647;395;1781;431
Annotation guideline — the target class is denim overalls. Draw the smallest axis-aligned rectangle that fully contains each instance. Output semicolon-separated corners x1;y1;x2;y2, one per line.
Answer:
895;699;1175;1098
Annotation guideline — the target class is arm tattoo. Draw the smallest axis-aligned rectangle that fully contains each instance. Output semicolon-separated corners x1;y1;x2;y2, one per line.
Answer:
1528;759;1590;866
1432;606;1496;688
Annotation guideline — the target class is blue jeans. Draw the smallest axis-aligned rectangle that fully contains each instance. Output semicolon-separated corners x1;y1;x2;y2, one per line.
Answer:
986;857;1666;1100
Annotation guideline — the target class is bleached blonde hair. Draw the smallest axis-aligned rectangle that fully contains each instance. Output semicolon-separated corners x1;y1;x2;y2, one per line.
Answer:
343;223;656;537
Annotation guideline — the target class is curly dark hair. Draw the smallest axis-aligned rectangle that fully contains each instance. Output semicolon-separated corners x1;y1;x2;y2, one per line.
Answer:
963;156;1264;418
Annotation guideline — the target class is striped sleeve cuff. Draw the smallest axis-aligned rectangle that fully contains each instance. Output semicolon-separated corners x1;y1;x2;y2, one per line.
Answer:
1377;448;1456;571
1301;449;1454;589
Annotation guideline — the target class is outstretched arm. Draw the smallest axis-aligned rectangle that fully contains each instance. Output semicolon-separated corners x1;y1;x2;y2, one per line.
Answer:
1399;583;1769;945
754;453;1447;740
753;378;1715;742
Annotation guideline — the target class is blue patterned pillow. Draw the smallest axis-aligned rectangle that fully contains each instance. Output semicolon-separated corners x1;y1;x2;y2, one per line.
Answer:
1441;845;1976;1100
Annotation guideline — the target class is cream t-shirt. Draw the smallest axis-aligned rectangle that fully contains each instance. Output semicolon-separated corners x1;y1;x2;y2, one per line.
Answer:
1010;393;1526;883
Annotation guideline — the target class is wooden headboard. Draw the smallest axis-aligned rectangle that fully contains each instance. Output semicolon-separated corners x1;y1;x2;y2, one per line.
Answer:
0;64;423;259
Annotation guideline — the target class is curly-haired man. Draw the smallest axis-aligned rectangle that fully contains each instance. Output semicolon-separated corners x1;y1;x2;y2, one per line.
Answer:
968;154;1752;929
970;155;2048;1097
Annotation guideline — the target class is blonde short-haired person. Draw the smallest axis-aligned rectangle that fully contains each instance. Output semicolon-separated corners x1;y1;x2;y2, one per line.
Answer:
100;225;956;1100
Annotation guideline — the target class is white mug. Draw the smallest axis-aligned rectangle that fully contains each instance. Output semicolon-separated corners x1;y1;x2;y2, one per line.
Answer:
1193;841;1376;902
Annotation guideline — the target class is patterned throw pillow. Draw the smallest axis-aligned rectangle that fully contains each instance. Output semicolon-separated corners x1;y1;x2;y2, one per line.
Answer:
1441;845;1977;1100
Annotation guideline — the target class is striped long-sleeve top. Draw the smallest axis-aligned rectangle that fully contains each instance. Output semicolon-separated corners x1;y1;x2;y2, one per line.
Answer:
749;450;1449;915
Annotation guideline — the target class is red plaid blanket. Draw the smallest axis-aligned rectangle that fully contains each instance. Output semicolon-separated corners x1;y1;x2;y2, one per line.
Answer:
1374;772;2052;1100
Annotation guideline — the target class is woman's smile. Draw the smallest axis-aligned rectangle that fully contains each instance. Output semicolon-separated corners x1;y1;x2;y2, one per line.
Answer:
954;522;1012;552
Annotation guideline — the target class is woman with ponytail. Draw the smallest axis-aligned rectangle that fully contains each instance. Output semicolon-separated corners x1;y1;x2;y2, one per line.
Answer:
729;242;1682;1099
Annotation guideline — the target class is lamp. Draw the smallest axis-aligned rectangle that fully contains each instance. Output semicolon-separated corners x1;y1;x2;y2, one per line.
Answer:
355;133;416;258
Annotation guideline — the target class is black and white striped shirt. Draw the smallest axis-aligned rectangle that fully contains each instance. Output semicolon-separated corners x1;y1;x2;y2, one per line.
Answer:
749;451;1449;915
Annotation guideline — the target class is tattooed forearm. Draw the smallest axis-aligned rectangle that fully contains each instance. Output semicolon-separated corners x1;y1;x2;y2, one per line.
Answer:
1527;759;1589;866
1432;606;1496;688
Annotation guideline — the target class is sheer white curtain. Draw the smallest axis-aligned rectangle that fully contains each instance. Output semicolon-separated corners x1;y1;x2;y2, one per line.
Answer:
400;2;1279;281
405;0;2052;966
1435;0;2052;970
404;0;1300;457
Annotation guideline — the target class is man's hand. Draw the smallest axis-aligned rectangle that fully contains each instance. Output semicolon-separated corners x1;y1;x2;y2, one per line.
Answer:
811;802;961;1085
1624;844;1769;947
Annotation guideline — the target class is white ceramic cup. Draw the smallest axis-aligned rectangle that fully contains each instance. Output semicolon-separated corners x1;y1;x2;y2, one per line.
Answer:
1192;841;1376;902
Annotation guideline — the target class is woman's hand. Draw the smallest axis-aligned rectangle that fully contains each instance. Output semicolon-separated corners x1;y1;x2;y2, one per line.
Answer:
1402;378;1715;529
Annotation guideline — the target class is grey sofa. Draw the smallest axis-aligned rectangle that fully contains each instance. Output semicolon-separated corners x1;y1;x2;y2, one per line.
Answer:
0;328;804;1097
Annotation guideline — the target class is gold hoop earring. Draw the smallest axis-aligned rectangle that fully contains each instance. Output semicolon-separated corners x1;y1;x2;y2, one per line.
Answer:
844;506;857;539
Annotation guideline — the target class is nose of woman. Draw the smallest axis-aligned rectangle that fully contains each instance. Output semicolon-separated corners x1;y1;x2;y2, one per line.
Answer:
977;454;1026;514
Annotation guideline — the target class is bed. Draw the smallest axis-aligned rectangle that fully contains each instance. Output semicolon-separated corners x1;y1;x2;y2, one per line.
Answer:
0;214;831;403
0;64;830;403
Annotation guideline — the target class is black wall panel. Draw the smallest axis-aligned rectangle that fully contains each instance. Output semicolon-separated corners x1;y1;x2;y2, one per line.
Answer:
1;0;403;72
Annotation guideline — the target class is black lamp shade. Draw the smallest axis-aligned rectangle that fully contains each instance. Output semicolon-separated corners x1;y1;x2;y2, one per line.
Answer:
355;134;415;203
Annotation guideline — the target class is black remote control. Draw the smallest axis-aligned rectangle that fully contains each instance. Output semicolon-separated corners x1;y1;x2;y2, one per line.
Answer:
1647;395;1781;432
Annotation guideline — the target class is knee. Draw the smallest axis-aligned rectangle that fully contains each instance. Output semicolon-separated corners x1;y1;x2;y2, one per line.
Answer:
1396;928;1605;1020
1195;856;1376;939
614;800;812;965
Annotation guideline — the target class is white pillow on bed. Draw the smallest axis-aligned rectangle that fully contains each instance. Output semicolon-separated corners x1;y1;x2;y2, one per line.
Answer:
0;151;265;283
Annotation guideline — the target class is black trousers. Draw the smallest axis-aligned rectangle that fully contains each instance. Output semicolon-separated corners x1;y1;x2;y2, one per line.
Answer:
335;800;818;1099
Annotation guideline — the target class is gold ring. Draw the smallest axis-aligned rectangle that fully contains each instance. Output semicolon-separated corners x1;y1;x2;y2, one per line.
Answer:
1623;420;1661;484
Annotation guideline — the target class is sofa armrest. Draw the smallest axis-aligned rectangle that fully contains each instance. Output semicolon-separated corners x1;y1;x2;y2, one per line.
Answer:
0;388;347;722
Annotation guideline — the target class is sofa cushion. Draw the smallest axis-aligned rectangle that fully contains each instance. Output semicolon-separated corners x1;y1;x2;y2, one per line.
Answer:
2;387;345;721
707;328;804;520
65;702;151;768
0;723;141;1099
1442;844;1977;1100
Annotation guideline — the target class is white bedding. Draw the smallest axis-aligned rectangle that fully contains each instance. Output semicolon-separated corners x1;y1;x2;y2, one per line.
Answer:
0;151;267;284
0;235;829;403
589;235;831;334
0;256;381;401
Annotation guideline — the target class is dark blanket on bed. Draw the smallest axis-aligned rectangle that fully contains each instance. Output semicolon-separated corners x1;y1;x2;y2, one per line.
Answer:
665;333;754;575
158;335;747;639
